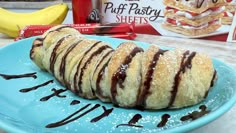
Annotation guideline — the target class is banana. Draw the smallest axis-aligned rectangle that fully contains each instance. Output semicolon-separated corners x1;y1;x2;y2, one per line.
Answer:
0;3;69;38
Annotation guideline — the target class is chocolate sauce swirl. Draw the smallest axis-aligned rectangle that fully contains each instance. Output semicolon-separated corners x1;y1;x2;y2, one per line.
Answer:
40;88;67;101
73;41;101;94
90;106;113;123
116;114;143;128
46;104;100;128
168;51;197;108
137;49;167;107
0;72;37;80
19;80;53;93
111;47;144;105
78;45;112;95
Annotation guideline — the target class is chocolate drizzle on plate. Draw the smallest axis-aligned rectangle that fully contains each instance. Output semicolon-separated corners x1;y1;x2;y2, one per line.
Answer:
111;47;144;105
0;72;37;80
46;104;100;128
116;114;143;128
19;80;53;93
180;105;210;121
157;114;170;127
70;100;80;105
90;106;113;123
40;88;67;101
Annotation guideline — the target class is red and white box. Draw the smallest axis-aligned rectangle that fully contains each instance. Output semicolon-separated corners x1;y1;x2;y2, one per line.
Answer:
72;0;235;42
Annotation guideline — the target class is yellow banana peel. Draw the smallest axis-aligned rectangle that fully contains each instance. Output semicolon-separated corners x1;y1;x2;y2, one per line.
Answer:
0;3;69;38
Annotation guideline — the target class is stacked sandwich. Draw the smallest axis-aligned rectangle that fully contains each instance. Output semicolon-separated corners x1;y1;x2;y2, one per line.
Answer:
162;0;226;36
222;0;236;25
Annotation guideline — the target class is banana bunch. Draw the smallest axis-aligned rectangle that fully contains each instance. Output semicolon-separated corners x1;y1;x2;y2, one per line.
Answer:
0;3;69;38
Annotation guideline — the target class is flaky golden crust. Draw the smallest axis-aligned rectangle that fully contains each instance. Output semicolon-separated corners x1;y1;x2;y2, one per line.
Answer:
163;0;227;14
162;22;221;36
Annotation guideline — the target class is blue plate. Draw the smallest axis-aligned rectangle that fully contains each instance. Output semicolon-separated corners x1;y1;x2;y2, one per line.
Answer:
0;36;236;133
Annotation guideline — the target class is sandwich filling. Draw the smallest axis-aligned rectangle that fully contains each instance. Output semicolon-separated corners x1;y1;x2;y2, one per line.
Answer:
166;6;225;20
165;18;220;30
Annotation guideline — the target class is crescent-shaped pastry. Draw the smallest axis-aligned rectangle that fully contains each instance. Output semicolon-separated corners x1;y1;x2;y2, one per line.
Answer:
30;25;217;109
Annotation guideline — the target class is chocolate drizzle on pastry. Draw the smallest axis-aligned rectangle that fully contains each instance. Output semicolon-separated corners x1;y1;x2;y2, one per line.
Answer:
137;49;167;107
73;41;102;94
168;51;197;108
95;50;114;98
59;40;83;81
50;35;72;74
111;47;144;105
0;72;37;80
78;45;112;95
30;38;43;59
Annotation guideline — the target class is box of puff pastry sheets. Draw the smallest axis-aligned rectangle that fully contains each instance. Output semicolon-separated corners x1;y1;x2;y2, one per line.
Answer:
72;0;235;42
